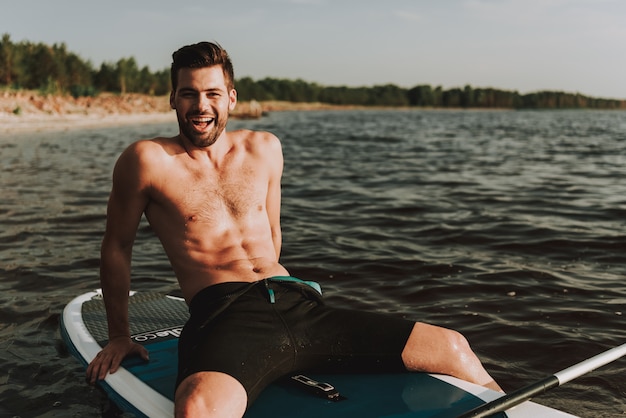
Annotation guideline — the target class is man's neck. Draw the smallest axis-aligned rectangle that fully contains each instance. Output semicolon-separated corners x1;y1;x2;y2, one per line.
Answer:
177;131;231;164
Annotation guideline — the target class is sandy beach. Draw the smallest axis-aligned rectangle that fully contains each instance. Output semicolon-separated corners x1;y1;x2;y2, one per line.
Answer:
0;91;171;134
0;91;352;134
0;111;178;134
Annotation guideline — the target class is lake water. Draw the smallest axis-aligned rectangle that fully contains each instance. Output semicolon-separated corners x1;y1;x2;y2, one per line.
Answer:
1;109;625;417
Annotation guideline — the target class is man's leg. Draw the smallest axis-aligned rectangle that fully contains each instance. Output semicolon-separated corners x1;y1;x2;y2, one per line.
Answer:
401;322;503;392
175;371;247;418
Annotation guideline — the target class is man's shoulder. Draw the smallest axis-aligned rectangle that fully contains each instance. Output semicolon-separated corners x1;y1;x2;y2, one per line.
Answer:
229;129;279;143
128;136;180;151
229;129;282;154
121;136;181;159
115;137;180;171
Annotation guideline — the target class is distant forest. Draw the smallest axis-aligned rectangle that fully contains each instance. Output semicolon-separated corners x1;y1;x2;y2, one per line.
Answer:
1;34;625;110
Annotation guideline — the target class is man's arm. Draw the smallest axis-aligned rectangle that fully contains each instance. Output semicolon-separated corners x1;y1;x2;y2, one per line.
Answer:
86;142;151;383
265;134;284;260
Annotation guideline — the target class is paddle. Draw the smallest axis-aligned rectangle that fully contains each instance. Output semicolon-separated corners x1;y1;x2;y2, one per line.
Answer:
457;342;626;418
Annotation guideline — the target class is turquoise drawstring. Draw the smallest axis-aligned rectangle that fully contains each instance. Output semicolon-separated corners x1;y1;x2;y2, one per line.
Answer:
264;276;323;304
264;280;276;303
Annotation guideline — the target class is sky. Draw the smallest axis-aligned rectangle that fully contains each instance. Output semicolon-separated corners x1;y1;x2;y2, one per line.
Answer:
2;0;626;99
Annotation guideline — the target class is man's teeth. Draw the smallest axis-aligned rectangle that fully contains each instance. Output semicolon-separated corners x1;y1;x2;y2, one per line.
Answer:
193;117;213;123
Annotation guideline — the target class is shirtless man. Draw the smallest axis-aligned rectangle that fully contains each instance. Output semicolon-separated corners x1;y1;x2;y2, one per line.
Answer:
86;42;501;418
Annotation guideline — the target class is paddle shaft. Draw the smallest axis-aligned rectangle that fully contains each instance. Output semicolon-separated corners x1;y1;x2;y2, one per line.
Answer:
457;342;626;418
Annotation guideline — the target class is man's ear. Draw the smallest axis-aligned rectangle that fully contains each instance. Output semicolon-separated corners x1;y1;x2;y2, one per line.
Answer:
229;89;237;111
169;90;176;109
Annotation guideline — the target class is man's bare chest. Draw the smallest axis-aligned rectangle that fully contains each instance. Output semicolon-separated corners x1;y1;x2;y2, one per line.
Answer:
152;164;267;224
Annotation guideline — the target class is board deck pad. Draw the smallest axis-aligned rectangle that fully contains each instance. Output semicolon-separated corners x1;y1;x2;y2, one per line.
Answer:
82;292;188;345
61;290;578;418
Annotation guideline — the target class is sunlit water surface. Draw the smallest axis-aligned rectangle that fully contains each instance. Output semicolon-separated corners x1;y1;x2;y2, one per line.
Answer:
1;109;625;417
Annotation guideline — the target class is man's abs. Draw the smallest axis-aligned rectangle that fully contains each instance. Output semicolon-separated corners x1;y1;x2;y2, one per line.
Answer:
145;199;288;303
172;256;290;303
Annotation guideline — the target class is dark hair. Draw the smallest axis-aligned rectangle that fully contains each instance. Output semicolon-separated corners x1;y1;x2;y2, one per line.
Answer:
170;42;235;91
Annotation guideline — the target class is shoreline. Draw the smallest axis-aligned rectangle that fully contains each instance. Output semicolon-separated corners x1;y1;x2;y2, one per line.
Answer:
0;111;176;134
6;90;610;135
0;91;357;134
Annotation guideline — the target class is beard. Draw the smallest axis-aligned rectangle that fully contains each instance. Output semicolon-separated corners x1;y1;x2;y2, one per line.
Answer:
177;111;229;148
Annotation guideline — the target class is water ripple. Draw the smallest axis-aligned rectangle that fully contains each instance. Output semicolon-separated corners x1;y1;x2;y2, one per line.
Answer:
1;111;625;416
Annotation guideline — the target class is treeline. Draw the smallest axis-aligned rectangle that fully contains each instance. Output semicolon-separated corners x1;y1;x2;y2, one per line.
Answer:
2;34;625;110
237;79;626;110
0;34;169;97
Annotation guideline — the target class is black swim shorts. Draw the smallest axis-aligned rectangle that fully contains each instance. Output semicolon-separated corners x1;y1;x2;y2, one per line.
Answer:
176;277;415;405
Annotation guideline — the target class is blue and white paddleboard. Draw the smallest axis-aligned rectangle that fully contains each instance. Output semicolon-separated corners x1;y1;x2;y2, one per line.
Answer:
60;290;577;418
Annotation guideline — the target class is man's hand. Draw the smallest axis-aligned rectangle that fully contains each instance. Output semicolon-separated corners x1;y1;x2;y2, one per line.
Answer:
86;336;149;384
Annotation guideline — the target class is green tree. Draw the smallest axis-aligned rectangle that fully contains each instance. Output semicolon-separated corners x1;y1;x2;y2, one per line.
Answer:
432;86;443;107
116;57;140;93
153;69;171;95
66;52;95;97
138;66;155;94
442;88;462;107
21;42;60;92
462;85;474;107
407;85;434;107
368;84;408;106
94;62;117;92
236;76;260;101
0;33;15;86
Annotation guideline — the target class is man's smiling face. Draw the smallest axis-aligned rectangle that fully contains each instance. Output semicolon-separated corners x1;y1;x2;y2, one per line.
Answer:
170;65;237;148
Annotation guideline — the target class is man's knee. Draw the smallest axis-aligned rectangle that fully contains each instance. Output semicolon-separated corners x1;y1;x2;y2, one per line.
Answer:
175;372;247;418
401;322;502;391
401;322;473;373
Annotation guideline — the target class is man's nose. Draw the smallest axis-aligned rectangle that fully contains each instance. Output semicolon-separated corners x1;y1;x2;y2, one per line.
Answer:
197;95;211;111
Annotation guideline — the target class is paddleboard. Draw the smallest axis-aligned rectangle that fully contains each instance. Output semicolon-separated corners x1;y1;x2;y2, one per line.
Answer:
60;290;578;418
